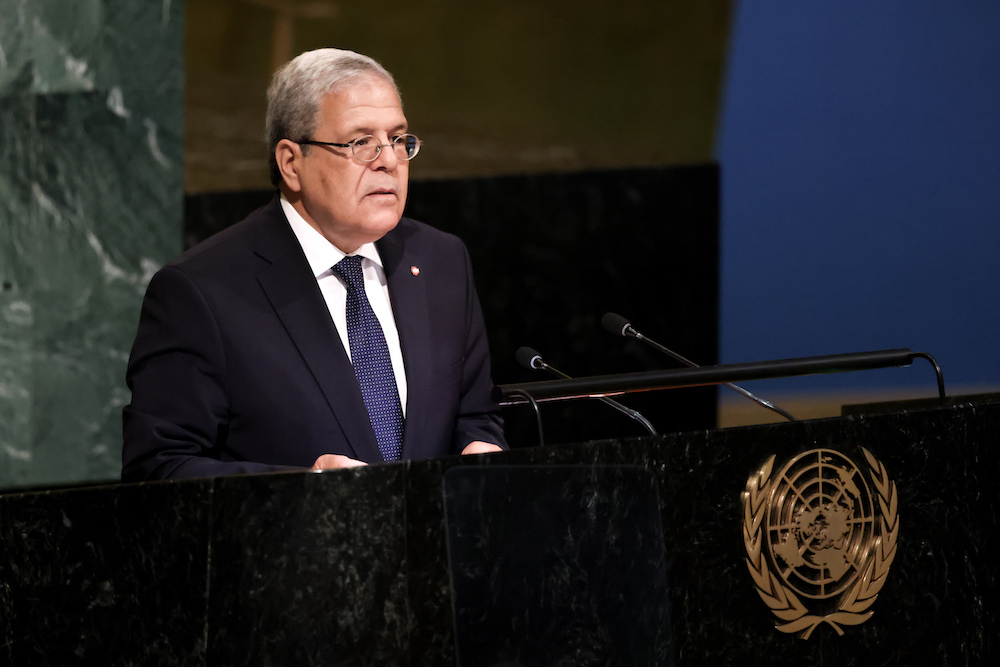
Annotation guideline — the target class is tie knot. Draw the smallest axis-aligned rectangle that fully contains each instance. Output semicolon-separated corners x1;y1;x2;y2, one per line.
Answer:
333;255;364;291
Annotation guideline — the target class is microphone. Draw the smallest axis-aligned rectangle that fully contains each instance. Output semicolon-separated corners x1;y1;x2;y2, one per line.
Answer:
516;346;658;435
515;346;545;371
601;313;797;422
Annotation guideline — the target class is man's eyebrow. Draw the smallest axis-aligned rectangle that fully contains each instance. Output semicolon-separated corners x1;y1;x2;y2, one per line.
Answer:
348;122;409;136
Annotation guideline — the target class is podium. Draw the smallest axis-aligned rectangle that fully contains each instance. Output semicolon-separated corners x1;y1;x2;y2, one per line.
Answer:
1;399;997;665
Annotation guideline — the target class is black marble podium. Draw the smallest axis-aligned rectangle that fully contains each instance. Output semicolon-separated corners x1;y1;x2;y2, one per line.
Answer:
1;400;997;665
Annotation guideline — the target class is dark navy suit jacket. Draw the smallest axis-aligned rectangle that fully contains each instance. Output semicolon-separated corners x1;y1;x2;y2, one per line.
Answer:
122;196;505;481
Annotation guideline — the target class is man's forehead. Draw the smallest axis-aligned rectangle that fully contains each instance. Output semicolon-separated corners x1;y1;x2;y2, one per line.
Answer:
321;81;404;126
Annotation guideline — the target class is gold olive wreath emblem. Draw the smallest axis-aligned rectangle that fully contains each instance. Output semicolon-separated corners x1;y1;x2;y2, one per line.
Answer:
742;447;899;639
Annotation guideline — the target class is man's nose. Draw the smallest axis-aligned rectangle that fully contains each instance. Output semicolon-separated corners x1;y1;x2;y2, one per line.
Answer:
369;142;400;169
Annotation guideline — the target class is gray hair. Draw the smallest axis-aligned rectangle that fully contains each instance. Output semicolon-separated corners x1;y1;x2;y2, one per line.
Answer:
265;48;400;186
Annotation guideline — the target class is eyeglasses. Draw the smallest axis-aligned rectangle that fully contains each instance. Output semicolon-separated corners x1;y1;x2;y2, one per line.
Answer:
297;134;422;162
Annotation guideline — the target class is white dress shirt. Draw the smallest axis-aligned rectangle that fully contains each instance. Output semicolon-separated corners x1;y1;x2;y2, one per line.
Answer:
281;196;408;416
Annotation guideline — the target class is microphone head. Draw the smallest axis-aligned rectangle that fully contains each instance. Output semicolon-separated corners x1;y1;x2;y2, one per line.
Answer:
601;312;632;337
515;346;544;370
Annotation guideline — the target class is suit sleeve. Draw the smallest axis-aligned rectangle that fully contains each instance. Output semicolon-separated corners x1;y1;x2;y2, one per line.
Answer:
121;266;298;481
451;244;508;452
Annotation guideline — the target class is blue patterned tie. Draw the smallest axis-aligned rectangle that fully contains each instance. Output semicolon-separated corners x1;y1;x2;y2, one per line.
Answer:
332;256;403;461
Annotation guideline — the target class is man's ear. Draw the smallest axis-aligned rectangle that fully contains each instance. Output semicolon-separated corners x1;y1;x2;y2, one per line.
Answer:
275;139;303;192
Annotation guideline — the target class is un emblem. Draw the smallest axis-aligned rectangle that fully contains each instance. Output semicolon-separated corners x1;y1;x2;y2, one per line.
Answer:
741;447;899;638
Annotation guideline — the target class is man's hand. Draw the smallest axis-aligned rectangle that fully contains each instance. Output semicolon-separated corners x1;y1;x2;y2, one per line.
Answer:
312;454;368;470
461;441;504;456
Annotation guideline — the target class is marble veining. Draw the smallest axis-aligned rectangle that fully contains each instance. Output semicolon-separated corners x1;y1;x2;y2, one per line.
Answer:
206;469;412;666
0;0;183;489
0;387;996;665
0;478;211;665
444;465;674;667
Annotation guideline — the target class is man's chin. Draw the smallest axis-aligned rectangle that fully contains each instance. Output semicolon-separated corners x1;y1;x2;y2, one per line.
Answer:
362;215;401;242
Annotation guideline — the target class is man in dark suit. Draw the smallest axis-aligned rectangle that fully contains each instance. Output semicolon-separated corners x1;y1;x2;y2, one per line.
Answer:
122;48;506;481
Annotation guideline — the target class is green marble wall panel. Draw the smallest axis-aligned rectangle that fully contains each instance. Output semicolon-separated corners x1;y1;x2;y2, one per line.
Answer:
0;94;36;483
0;0;183;489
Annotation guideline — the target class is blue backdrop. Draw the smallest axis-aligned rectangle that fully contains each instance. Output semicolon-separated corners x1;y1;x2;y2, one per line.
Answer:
717;1;1000;394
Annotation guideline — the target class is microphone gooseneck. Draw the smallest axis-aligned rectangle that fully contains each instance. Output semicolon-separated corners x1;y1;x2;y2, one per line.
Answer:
602;313;798;422
515;346;658;436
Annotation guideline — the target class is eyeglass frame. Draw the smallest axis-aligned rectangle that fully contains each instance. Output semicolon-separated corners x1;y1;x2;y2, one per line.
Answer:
295;134;422;162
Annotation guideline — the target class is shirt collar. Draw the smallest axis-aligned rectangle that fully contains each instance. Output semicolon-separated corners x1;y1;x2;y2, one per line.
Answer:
280;195;384;278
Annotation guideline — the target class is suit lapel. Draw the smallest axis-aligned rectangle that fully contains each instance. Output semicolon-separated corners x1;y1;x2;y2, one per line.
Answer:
378;221;434;459
251;199;382;462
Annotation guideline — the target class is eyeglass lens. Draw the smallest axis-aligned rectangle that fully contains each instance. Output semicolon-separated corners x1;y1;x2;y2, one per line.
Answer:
354;135;420;162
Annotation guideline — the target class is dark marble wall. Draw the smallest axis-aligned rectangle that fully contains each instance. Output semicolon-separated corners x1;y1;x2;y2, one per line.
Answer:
0;480;210;664
184;164;721;447
1;401;996;665
0;1;184;488
444;465;674;666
